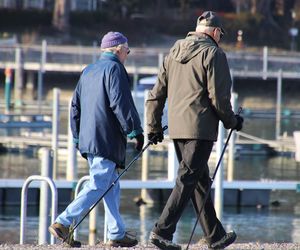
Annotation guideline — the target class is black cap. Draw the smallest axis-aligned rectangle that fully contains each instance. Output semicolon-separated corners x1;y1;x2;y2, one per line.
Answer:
197;11;225;35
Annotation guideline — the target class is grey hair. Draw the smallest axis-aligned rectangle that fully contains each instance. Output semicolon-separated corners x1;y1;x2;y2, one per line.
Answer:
195;25;215;34
101;43;128;54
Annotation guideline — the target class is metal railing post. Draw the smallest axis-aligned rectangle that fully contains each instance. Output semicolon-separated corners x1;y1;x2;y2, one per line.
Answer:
39;148;53;244
89;205;98;246
52;88;60;179
4;67;12;114
214;123;225;221
20;175;57;245
74;175;100;245
14;47;23;107
294;132;300;162
263;46;268;80
67;98;78;181
132;66;139;105
158;52;164;67
141;90;152;203
168;142;178;181
227;93;238;181
276;69;282;140
37;40;47;113
74;176;90;240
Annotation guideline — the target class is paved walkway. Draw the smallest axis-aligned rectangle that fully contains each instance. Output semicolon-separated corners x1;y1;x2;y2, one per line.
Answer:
1;243;300;250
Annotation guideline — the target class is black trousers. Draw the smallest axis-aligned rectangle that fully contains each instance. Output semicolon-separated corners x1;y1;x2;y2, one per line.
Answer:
152;139;226;245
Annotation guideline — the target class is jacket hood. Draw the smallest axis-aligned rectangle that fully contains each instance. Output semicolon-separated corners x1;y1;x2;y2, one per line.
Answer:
169;32;218;63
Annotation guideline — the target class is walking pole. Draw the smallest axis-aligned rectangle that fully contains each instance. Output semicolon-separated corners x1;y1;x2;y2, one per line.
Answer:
185;108;242;250
64;125;168;244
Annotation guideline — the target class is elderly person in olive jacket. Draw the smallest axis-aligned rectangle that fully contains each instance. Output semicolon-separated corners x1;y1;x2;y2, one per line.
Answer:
49;31;143;248
147;11;243;250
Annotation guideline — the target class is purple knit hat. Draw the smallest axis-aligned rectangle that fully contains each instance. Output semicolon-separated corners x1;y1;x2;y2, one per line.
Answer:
100;31;128;49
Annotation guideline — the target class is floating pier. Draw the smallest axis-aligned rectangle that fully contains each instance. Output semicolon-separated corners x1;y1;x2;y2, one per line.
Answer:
0;178;298;208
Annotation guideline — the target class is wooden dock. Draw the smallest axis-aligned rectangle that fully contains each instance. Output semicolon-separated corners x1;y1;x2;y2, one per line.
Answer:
0;132;296;156
2;44;300;79
0;113;52;128
1;178;298;190
0;178;298;207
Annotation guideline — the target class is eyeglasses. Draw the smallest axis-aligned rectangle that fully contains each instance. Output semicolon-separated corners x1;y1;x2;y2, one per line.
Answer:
119;45;130;55
215;27;224;39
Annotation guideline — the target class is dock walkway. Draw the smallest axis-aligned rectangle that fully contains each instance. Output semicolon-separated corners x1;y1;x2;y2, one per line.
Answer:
2;44;300;79
1;178;299;208
1;178;298;190
0;132;296;155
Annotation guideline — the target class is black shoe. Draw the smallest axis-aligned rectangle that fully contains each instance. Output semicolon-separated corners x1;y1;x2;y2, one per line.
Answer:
209;231;237;249
149;231;181;250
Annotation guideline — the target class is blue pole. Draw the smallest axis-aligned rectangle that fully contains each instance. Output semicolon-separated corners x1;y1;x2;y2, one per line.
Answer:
4;67;12;113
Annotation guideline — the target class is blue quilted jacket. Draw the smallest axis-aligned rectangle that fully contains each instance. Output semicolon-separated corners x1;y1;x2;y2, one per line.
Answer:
70;52;142;166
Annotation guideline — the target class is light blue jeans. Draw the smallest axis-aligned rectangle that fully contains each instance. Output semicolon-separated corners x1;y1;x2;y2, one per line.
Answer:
56;154;126;240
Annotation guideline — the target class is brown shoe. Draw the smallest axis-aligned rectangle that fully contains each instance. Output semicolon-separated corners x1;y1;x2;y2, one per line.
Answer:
48;222;81;248
107;231;138;247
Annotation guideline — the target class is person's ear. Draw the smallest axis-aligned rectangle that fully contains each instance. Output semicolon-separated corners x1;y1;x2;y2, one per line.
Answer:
115;47;121;55
213;28;218;38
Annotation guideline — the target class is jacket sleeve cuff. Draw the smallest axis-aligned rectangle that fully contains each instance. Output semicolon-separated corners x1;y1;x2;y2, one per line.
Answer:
127;128;143;139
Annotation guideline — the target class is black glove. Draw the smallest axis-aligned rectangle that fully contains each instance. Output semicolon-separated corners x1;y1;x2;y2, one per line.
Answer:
134;133;144;151
148;132;164;145
234;114;244;131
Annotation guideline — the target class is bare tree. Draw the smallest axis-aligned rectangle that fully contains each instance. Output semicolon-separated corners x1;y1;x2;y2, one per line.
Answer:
293;0;300;21
257;0;281;30
52;0;70;32
179;0;189;20
230;0;257;14
251;0;257;14
155;0;166;18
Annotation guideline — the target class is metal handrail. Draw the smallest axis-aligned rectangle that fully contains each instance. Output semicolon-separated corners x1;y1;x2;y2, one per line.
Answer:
74;175;90;197
73;176;97;241
20;175;58;244
74;176;108;244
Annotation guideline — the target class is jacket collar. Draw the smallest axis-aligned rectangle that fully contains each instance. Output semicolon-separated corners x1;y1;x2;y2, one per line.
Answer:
187;31;219;47
100;52;121;63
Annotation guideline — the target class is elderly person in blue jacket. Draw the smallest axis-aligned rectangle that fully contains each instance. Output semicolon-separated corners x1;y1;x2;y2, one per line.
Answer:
49;31;144;248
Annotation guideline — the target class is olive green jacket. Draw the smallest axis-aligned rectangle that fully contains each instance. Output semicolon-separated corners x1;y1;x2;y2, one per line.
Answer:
146;32;237;141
